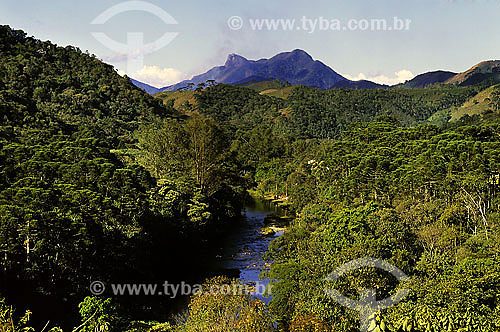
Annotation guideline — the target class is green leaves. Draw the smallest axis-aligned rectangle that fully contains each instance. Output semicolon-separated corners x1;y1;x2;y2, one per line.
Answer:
77;297;119;332
258;119;500;330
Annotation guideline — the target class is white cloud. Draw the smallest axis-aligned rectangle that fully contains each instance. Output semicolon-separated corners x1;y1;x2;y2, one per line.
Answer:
126;66;188;88
343;70;415;86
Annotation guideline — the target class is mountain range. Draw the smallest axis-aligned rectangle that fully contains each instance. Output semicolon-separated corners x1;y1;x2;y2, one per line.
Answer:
130;50;500;94
163;49;345;91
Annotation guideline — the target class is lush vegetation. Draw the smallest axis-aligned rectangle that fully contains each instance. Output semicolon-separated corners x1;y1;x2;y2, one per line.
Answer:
190;83;480;139
260;119;500;331
0;25;246;329
2;24;500;332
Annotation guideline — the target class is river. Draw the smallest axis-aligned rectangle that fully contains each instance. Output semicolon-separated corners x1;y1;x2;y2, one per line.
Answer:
8;197;288;329
212;197;287;303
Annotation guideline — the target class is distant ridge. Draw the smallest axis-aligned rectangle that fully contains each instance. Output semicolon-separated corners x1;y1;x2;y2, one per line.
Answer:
330;79;389;90
130;56;500;94
159;49;346;91
399;70;456;88
445;60;500;86
129;78;161;94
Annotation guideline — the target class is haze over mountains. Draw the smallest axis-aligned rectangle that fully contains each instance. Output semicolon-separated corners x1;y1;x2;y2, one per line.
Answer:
130;49;500;94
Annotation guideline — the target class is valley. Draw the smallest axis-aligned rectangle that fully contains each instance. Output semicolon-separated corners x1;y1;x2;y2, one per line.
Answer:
1;23;500;332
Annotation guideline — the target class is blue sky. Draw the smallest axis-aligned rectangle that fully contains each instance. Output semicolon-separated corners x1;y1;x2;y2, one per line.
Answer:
2;0;500;87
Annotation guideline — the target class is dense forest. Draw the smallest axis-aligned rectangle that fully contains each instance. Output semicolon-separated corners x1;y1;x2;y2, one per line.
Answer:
193;83;481;139
0;25;247;330
2;25;500;332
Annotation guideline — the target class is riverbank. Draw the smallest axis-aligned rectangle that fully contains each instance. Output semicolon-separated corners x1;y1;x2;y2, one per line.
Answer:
206;195;291;304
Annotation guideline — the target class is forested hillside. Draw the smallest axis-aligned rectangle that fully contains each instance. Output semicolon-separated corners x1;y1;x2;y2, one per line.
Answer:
0;25;246;329
256;119;500;330
187;83;481;138
157;76;500;331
